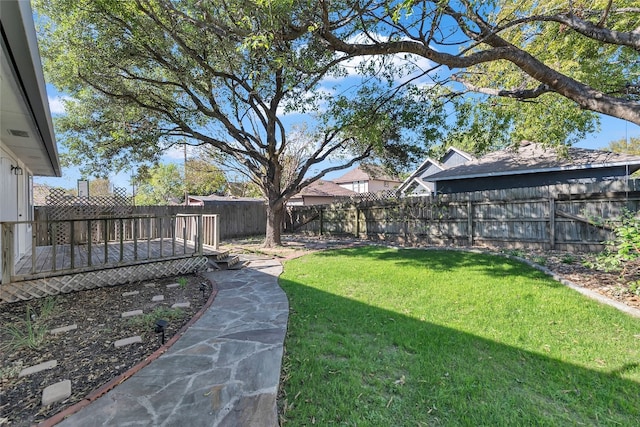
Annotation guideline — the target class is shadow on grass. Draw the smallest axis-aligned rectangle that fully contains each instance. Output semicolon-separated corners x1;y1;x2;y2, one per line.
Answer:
279;252;640;426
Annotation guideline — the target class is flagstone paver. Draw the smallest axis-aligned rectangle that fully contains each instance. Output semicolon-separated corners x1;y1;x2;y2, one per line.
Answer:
57;257;287;427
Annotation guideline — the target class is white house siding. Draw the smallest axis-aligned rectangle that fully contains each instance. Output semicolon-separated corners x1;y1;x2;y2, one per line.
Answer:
368;179;398;193
0;143;34;274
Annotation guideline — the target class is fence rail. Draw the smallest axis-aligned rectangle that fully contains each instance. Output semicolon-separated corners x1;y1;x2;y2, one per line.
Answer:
287;183;640;253
1;213;218;283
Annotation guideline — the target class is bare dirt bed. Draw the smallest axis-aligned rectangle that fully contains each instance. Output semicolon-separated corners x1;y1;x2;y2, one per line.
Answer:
0;274;213;426
511;249;640;311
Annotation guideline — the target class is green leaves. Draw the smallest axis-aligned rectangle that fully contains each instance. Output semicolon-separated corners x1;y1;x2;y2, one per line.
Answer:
593;210;640;287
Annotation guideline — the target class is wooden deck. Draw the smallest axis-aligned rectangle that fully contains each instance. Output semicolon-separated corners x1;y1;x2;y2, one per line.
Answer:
12;239;219;279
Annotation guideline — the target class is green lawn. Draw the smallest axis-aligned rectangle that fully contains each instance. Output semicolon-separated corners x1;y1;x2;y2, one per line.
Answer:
278;247;640;426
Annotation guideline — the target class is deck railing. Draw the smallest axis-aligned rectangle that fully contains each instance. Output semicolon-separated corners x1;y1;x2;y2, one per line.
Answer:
1;213;219;283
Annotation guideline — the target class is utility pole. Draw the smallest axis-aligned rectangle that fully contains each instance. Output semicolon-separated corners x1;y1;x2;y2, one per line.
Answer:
184;142;188;205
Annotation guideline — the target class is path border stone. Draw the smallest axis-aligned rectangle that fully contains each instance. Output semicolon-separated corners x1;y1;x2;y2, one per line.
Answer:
42;380;71;406
121;309;143;318
19;360;57;378
114;336;142;348
49;324;77;335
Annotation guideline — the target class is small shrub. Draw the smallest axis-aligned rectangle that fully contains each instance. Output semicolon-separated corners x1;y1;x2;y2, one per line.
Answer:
561;254;576;264
506;249;526;258
177;277;188;289
593;209;640;279
0;361;24;380
4;305;50;351
531;256;547;266
629;281;640;296
39;296;58;318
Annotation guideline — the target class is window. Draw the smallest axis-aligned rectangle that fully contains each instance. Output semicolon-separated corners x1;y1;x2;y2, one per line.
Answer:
353;181;367;192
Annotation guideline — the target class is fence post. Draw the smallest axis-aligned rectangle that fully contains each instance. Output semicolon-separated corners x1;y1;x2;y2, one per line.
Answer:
319;207;324;236
213;215;220;250
467;200;474;246
197;214;204;255
87;219;92;266
549;197;556;250
1;223;14;284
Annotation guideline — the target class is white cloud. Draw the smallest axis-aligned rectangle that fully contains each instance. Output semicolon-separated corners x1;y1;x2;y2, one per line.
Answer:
163;144;195;161
48;96;71;115
321;32;437;86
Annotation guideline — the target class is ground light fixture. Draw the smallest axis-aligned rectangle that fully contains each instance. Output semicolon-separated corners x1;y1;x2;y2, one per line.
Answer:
199;283;206;299
155;319;168;344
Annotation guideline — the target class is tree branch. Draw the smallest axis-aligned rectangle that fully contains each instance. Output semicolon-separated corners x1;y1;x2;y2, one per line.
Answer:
451;75;553;99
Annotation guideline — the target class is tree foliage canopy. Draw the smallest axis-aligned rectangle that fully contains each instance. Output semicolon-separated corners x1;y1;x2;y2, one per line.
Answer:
134;163;183;205
35;0;444;245
316;0;640;135
607;136;640;155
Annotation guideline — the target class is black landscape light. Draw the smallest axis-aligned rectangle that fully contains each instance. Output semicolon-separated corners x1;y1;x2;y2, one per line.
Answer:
199;283;206;299
155;319;168;344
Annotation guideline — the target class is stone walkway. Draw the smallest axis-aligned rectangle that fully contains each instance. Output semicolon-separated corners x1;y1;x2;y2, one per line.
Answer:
56;257;287;427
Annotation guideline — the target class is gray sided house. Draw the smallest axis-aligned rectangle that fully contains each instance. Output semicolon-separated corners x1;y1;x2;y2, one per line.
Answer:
399;147;475;196
427;142;640;194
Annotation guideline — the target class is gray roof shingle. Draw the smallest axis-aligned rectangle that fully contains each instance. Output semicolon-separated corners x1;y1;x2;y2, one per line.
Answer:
427;142;640;181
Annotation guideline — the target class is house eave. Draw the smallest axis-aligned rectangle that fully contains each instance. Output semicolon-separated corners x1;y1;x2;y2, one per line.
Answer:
428;161;640;182
1;0;60;177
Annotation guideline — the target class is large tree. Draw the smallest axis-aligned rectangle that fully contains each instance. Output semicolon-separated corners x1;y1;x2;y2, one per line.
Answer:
607;136;640;154
316;0;640;127
36;0;442;246
184;159;227;196
135;163;183;205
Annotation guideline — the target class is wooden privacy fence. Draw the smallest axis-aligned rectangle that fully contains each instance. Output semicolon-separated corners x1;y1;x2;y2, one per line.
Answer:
287;183;640;253
34;201;266;242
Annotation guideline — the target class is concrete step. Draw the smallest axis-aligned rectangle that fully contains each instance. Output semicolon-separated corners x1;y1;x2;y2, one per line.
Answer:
207;254;243;270
208;250;230;261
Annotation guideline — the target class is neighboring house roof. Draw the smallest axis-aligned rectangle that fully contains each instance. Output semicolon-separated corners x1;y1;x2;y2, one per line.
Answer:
33;183;51;206
398;147;476;194
427;142;640;182
298;180;357;198
1;0;60;176
398;157;443;194
442;147;476;164
334;164;401;184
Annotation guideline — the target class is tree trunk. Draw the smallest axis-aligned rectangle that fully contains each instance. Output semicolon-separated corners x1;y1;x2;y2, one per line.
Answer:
264;201;284;248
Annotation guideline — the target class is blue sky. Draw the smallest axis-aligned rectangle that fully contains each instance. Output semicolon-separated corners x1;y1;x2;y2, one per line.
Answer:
37;83;640;194
32;5;639;194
